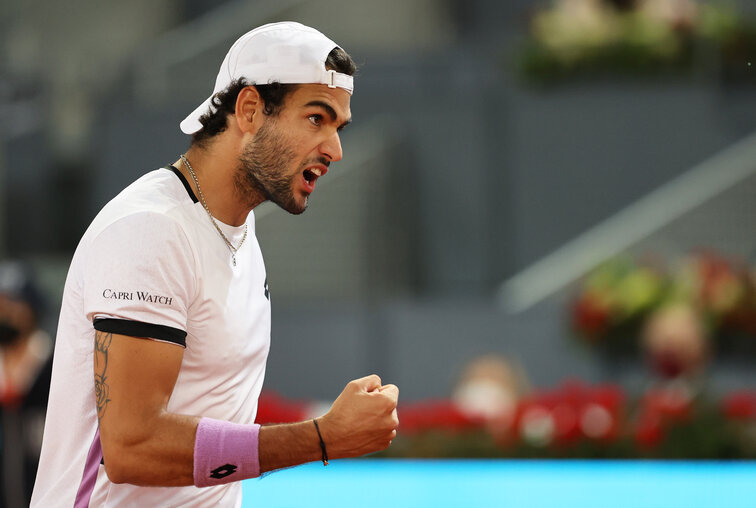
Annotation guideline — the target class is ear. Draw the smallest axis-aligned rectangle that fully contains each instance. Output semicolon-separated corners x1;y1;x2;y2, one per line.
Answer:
234;86;265;135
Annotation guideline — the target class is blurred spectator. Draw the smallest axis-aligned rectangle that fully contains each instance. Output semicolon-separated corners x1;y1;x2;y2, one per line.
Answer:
0;262;53;508
452;355;531;436
641;302;709;382
636;301;709;448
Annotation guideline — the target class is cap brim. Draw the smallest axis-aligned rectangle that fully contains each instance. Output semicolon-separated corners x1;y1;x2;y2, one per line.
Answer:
180;96;214;134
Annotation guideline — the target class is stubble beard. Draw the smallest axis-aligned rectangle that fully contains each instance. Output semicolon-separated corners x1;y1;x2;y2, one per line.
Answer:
235;118;307;215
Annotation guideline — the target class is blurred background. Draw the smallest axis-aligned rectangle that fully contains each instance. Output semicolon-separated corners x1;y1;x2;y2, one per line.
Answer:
2;0;756;503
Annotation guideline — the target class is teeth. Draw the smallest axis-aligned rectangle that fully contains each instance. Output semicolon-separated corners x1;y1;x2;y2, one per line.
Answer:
310;168;322;177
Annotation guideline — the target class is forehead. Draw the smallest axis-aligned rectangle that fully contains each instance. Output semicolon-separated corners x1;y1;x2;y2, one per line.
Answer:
285;83;352;120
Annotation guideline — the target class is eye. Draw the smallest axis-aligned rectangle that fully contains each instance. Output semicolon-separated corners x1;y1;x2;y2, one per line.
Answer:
308;114;322;126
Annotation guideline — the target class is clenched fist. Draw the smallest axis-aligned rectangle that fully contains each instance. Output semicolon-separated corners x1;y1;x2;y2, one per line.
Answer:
317;375;399;458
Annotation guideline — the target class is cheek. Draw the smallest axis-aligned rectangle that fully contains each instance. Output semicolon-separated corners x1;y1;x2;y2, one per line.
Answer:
286;141;312;166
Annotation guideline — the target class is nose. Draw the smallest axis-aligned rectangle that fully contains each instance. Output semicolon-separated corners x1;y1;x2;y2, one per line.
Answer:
320;131;343;162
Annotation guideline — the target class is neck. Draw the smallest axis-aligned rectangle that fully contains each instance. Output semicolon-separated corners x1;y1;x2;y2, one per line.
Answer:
176;142;265;226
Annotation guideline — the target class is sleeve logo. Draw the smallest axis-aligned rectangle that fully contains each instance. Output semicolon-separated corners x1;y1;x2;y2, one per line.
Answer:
102;289;173;306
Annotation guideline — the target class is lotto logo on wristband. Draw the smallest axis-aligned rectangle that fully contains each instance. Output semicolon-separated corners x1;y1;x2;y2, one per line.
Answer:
209;463;238;479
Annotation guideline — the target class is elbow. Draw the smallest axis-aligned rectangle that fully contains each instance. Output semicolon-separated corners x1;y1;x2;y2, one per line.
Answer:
104;467;128;485
102;446;133;484
102;436;152;485
100;422;156;485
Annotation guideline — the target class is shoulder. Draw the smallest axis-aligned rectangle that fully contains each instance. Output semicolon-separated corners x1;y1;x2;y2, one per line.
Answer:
84;168;197;244
109;168;194;217
71;168;202;275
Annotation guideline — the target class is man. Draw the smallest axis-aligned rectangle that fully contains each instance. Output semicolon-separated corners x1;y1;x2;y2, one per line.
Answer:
0;262;53;508
32;21;399;507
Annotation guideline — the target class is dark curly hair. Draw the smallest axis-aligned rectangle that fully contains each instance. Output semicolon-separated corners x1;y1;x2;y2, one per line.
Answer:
191;47;356;146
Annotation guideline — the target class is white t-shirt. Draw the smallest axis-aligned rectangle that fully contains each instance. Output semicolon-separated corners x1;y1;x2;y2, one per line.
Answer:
31;167;271;507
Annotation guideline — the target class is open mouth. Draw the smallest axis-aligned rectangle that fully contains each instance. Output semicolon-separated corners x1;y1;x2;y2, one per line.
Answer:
303;168;320;184
302;167;326;193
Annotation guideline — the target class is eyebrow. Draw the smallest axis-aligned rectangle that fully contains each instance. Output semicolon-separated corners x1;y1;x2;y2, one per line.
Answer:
305;100;352;129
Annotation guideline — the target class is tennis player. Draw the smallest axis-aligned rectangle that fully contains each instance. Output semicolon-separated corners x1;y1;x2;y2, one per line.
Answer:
31;21;399;507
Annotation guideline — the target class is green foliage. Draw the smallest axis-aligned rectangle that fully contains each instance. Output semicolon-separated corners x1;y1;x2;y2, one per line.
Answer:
517;1;756;85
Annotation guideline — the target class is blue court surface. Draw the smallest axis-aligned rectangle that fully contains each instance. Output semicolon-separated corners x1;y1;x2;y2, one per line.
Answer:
242;459;756;507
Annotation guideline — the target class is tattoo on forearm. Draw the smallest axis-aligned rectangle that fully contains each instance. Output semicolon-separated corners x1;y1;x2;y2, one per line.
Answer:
94;331;113;420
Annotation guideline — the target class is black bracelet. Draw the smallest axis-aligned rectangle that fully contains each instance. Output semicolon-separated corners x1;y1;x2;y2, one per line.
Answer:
312;418;329;466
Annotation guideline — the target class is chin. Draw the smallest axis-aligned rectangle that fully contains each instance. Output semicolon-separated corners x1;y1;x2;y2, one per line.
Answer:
279;197;308;215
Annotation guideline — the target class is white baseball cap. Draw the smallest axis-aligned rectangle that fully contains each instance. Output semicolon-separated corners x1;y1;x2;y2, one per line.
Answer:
180;21;354;135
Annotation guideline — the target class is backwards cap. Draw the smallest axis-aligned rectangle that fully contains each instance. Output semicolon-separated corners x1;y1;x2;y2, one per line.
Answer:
180;21;353;135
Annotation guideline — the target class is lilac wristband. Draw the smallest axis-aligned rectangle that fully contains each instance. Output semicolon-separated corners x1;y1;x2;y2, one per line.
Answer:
193;417;261;487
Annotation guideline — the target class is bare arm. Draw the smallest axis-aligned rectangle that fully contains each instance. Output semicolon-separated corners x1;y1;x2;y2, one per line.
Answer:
95;332;399;486
95;330;198;485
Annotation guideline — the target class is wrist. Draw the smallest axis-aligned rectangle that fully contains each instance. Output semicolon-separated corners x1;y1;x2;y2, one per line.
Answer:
193;417;260;487
257;420;329;473
312;418;329;465
314;413;342;459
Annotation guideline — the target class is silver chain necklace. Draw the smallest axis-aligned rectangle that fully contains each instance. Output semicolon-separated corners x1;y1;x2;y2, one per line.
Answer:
181;154;248;266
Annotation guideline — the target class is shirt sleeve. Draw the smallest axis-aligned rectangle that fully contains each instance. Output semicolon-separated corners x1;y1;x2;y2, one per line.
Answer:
82;211;198;348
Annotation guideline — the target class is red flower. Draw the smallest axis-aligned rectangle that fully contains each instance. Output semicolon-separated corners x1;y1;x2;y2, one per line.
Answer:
580;403;618;441
641;387;692;422
552;403;580;443
722;391;756;420
572;294;611;339
635;411;664;448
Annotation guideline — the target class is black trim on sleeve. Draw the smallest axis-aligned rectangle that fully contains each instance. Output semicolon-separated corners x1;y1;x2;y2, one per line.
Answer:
165;165;199;203
93;318;187;348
